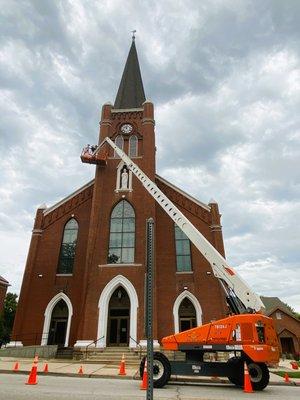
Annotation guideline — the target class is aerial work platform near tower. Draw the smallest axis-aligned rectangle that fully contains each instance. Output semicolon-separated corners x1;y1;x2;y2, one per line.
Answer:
80;136;280;391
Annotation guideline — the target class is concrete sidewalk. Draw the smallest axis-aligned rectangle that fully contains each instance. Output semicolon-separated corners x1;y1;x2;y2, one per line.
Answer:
0;357;299;386
0;357;138;379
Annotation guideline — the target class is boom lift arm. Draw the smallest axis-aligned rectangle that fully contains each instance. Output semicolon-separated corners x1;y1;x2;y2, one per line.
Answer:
88;137;264;314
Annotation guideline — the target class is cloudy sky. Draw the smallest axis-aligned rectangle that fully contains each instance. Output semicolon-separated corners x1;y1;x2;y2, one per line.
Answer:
1;0;299;311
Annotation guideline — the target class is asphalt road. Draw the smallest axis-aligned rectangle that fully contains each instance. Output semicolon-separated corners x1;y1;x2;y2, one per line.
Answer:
0;374;298;400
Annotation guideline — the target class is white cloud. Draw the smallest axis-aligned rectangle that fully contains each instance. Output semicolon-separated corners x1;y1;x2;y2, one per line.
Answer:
0;0;299;312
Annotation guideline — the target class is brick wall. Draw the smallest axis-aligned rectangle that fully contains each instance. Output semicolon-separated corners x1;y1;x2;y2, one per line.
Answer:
12;101;228;347
269;308;300;355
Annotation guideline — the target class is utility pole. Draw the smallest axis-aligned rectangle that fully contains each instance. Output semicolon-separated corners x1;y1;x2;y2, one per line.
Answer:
145;218;154;400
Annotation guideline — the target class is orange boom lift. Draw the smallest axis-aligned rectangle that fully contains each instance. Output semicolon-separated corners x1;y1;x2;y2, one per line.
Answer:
82;137;280;391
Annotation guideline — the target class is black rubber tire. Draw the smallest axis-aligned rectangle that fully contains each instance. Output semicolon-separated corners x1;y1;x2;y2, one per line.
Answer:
247;362;269;391
227;357;244;387
139;352;171;388
227;357;269;391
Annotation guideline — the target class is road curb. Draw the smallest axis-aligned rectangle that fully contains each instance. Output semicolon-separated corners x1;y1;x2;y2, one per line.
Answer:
0;369;135;380
0;369;299;386
169;377;300;387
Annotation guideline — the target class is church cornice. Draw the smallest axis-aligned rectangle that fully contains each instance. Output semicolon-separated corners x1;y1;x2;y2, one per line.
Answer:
111;110;143;121
42;180;94;228
111;107;143;113
155;175;211;224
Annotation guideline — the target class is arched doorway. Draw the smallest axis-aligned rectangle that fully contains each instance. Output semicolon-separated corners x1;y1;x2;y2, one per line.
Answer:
107;287;130;346
47;299;69;346
178;298;197;332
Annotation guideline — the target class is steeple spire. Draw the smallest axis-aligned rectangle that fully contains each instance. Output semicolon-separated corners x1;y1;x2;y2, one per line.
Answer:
114;37;146;109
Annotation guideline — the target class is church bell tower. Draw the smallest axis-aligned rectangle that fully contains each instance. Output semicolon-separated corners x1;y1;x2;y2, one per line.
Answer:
76;37;158;347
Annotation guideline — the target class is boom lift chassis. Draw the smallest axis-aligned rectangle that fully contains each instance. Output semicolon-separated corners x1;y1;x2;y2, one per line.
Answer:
81;138;280;391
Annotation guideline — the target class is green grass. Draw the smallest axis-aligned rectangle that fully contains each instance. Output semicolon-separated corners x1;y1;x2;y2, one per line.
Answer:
273;371;300;379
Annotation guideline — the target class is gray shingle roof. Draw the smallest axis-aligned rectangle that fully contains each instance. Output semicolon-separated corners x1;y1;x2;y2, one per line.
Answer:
260;296;293;316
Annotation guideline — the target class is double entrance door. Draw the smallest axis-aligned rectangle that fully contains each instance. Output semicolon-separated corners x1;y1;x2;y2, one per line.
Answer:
47;318;67;346
108;309;129;346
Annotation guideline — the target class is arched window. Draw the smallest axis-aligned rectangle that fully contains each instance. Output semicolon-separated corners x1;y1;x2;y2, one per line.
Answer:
114;135;124;157
129;135;138;157
174;224;192;272
57;218;78;274
108;201;135;264
178;298;197;332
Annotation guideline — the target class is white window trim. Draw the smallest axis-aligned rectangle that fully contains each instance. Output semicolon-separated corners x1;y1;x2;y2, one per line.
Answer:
97;275;139;348
173;290;202;334
41;292;73;347
115;161;132;192
276;311;282;320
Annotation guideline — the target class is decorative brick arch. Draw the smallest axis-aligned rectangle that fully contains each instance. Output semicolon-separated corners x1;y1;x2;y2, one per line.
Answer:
173;290;202;333
41;292;73;347
97;275;139;348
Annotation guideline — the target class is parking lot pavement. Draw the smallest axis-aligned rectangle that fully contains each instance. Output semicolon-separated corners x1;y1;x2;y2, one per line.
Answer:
0;374;299;400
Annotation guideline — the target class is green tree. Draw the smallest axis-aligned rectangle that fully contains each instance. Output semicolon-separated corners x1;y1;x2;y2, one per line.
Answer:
0;292;18;345
283;302;300;320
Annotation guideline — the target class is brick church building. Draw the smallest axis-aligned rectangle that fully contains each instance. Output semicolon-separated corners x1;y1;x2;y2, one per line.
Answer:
11;39;228;349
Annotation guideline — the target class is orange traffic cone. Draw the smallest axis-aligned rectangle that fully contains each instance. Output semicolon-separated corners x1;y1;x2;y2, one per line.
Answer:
78;365;83;375
26;355;38;385
243;362;254;393
13;362;19;372
118;354;126;376
284;372;290;383
43;363;48;373
140;359;148;390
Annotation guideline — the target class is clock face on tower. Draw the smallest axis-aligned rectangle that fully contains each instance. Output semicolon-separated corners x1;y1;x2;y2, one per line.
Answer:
120;123;133;135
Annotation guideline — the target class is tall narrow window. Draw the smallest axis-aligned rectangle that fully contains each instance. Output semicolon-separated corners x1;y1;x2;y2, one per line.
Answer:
57;219;78;274
108;201;135;264
175;224;192;272
129;135;138;157
114;135;124;157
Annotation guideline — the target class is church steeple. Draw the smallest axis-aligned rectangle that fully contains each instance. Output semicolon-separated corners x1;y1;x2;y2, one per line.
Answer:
114;38;146;109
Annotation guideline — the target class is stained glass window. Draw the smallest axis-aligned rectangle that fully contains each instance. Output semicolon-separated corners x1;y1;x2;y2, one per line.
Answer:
57;219;78;274
175;224;192;272
108;201;135;264
129;135;138;157
114;135;124;157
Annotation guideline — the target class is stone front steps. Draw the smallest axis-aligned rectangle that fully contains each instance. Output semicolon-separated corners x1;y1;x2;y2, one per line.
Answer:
73;346;227;366
74;346;185;365
74;346;142;365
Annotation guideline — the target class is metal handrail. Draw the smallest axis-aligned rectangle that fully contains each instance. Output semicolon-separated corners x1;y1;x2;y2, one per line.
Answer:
129;335;143;359
85;336;105;359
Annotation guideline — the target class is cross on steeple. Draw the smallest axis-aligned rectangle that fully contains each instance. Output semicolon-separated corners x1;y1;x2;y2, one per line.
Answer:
131;30;136;41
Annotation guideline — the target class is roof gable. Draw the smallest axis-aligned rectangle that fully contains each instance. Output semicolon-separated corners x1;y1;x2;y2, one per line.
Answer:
155;174;211;224
0;276;9;286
